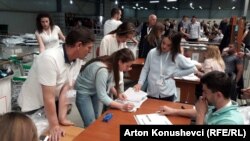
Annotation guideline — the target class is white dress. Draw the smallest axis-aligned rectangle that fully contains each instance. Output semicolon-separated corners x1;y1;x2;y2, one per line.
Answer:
35;25;62;49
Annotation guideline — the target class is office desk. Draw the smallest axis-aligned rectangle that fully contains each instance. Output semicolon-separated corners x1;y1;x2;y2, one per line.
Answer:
61;126;84;141
175;79;200;104
127;58;144;81
42;126;83;141
73;99;192;141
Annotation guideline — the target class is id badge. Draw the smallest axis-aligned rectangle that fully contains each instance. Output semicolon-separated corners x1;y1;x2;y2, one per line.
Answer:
156;79;164;86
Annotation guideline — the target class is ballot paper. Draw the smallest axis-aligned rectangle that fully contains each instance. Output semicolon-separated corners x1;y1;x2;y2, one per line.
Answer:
115;87;148;112
174;73;199;81
124;87;147;102
134;113;172;125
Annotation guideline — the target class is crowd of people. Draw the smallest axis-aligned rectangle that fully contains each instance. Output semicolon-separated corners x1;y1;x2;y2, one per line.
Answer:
1;7;250;141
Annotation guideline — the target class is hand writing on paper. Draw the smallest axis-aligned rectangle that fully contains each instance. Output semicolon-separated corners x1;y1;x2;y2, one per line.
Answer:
118;93;127;100
122;103;134;112
133;84;142;92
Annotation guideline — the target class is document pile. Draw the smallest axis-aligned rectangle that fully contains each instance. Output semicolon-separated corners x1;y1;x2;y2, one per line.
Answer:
116;87;148;112
134;113;172;125
174;73;199;81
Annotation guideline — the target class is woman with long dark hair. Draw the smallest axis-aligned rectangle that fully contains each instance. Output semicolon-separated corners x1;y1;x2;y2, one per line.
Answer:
134;32;196;101
35;13;65;52
75;48;135;127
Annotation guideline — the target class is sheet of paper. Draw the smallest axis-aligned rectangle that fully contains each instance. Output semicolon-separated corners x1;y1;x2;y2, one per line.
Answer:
115;87;148;112
123;87;147;102
134;113;172;125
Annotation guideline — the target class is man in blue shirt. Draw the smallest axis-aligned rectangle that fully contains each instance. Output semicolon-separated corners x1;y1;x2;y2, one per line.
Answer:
159;71;244;125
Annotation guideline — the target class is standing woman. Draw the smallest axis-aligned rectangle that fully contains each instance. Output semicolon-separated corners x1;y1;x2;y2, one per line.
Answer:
99;21;136;56
134;33;197;101
99;22;136;92
35;13;65;52
141;22;165;59
75;48;135;127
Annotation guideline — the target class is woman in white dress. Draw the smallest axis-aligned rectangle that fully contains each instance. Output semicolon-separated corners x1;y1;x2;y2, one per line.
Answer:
35;13;65;52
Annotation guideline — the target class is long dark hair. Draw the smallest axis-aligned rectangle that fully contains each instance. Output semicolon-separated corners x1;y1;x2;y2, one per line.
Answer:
157;32;182;62
36;12;54;33
81;48;135;92
146;22;165;46
109;22;135;37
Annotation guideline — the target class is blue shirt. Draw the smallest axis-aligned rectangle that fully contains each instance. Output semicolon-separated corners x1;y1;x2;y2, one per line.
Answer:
205;101;244;125
138;48;196;99
75;62;113;105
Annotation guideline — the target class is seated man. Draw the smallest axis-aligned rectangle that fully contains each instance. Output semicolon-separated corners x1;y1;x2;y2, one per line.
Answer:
158;71;244;125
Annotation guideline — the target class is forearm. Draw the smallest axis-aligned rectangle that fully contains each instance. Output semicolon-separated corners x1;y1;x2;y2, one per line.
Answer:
108;101;123;110
195;113;206;125
42;85;59;128
44;97;59;127
172;108;197;119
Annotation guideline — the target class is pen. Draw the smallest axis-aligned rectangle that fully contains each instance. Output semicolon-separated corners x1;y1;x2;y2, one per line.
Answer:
146;115;151;122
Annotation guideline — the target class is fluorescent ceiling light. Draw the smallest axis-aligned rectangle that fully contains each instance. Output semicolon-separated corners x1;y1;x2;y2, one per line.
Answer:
167;0;177;2
150;0;160;3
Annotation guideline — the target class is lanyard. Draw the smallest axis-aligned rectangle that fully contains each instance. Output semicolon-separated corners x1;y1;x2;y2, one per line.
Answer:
160;52;169;76
147;27;152;35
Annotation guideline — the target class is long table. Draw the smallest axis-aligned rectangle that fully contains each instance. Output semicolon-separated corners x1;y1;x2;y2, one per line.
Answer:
73;99;193;141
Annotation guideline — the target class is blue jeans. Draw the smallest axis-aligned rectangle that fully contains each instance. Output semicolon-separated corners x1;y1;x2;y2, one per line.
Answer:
76;93;103;127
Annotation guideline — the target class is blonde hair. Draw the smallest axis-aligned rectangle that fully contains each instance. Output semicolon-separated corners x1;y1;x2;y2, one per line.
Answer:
205;45;225;70
0;112;38;141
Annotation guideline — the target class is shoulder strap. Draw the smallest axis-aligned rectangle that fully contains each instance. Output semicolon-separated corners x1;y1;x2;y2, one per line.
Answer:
95;67;108;83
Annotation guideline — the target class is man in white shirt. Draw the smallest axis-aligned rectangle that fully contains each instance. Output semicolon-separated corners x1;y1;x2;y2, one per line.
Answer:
18;27;95;141
104;7;122;35
186;16;201;42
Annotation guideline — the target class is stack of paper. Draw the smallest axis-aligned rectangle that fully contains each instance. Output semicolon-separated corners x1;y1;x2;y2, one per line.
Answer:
134;113;172;125
116;87;148;112
174;73;199;81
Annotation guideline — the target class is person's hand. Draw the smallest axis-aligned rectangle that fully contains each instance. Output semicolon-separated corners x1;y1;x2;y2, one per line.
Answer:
237;52;245;58
49;125;65;141
195;96;207;116
122;103;134;111
118;93;127;100
241;87;250;99
133;84;142;92
133;39;139;46
158;106;176;115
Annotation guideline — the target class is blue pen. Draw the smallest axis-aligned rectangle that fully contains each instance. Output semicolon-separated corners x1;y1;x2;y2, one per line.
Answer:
103;113;113;122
